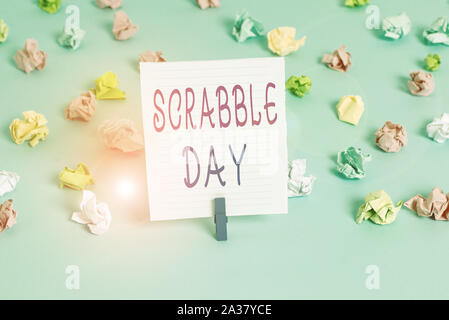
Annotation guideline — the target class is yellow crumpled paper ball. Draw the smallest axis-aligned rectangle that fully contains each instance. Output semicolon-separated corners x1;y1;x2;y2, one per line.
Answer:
10;111;49;147
92;72;126;100
336;95;364;125
59;163;95;190
267;27;306;56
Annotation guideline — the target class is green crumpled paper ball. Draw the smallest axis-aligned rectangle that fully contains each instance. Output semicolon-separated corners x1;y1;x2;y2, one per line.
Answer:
345;0;369;8
382;13;411;40
58;26;86;50
356;190;402;225
232;11;264;43
39;0;61;14
423;17;449;46
425;54;441;71
286;75;311;98
336;146;371;179
0;20;8;43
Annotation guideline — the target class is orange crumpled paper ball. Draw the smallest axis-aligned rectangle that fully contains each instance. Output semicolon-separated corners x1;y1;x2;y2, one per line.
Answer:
65;91;97;122
98;119;144;153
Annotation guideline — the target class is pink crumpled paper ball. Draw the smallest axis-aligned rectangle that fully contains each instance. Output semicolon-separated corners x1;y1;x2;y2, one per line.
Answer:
408;70;435;96
0;199;17;233
375;121;407;152
112;11;138;41
14;39;47;74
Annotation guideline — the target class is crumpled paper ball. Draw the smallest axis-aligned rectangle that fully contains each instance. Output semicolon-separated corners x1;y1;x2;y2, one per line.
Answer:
405;187;449;221
322;45;352;72
267;27;306;57
336;95;364;125
382;12;411;40
96;0;122;9
196;0;220;9
58;26;86;50
138;51;166;70
375;121;407;153
423;16;449;46
59;163;95;190
10;111;49;147
14;39;48;74
72;191;111;235
345;0;369;7
65;91;96;122
113;11;138;41
92;72;126;100
288;159;316;197
0;19;9;43
0;170;20;197
98;119;144;153
425;54;441;72
426;113;449;143
39;0;61;14
139;50;166;63
286;75;311;98
0;199;17;234
356;190;402;225
408;70;435;96
336;146;371;179
232;11;264;43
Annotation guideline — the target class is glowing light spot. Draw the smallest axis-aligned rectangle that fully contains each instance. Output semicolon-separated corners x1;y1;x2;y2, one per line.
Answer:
116;179;135;197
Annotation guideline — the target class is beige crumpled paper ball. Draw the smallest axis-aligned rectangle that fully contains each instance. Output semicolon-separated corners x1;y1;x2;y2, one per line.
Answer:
375;121;407;152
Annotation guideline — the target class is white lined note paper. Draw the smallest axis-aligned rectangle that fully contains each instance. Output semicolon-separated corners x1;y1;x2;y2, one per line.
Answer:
140;58;288;221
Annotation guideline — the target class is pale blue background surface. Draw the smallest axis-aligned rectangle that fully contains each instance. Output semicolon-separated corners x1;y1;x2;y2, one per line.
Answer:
1;0;449;299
